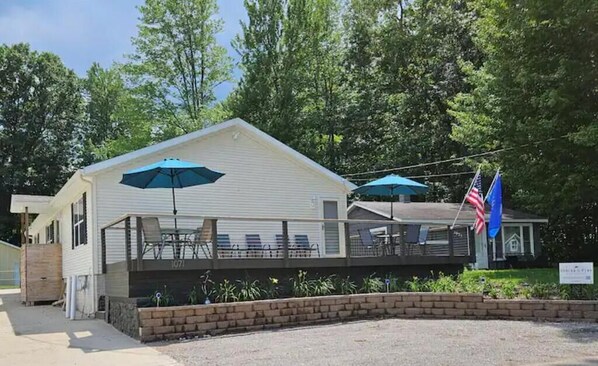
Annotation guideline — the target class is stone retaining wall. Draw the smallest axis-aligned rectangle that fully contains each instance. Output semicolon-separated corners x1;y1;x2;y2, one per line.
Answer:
135;293;598;342
108;297;142;339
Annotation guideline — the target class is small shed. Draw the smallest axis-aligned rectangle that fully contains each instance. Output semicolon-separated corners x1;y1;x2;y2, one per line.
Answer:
0;240;20;287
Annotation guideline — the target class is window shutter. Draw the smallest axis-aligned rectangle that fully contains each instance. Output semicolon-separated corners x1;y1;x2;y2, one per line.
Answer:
82;192;88;245
71;203;75;249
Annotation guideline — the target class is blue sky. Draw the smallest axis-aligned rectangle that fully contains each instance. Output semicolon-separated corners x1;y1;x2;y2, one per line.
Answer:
0;0;247;99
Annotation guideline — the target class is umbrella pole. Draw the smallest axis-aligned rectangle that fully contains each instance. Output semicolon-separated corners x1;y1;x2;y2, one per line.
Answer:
389;190;394;255
172;187;178;228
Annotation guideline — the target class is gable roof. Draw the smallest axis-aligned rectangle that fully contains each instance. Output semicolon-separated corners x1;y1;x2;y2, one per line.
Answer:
82;118;356;192
0;240;20;250
348;201;548;224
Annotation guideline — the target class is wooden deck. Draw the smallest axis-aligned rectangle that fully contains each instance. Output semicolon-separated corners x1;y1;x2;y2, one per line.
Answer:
100;213;475;298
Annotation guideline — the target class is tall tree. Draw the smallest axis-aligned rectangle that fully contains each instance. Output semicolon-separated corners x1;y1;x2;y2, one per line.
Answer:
0;43;84;242
231;0;344;166
340;0;481;202
82;63;154;163
450;0;598;261
126;0;233;136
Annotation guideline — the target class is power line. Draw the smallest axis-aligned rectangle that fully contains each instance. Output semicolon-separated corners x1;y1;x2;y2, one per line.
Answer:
348;170;477;182
343;135;566;178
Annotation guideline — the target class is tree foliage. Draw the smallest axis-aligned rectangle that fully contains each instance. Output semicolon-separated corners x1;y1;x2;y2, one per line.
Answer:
231;0;344;167
0;44;84;241
126;0;233;136
450;0;598;261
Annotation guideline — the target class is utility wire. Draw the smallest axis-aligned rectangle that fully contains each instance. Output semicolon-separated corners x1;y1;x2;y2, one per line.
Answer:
343;135;566;178
348;170;477;182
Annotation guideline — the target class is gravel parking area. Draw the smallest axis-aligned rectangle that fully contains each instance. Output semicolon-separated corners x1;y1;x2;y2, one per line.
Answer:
155;318;598;366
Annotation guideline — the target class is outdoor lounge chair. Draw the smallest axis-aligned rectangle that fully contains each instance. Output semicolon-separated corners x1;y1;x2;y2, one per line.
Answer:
217;234;237;258
274;234;287;258
245;234;268;258
141;217;173;259
358;229;385;256
294;234;320;258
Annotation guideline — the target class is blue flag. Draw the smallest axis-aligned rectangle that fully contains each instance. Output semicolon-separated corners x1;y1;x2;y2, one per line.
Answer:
487;173;502;238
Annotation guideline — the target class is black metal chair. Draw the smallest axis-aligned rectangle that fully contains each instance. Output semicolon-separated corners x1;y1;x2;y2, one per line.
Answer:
245;234;268;258
294;234;320;257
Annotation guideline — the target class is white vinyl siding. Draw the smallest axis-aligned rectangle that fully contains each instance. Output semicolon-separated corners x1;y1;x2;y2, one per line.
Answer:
94;127;348;270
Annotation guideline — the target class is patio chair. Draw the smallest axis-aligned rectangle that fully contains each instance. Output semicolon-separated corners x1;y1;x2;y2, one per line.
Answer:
217;234;238;258
188;219;213;259
274;234;287;258
294;234;320;258
141;217;173;259
404;225;422;256
245;234;268;258
358;229;384;256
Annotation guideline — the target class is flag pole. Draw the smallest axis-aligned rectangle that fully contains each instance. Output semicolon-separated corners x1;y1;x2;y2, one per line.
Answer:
451;167;480;229
484;168;500;203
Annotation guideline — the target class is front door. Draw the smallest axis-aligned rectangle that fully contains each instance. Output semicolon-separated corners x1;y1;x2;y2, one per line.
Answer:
322;200;340;255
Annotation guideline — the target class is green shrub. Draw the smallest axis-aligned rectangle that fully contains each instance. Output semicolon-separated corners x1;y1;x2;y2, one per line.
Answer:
456;273;484;293
264;277;281;299
312;276;335;296
426;272;458;293
528;283;559;299
214;279;238;303
405;276;428;292
335;276;357;295
499;282;518;299
237;279;264;301
187;286;200;305
360;274;384;293
292;270;313;297
150;285;175;307
384;273;404;292
199;270;214;303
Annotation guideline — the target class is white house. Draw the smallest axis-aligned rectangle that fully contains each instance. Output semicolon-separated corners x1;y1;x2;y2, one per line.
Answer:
11;118;356;317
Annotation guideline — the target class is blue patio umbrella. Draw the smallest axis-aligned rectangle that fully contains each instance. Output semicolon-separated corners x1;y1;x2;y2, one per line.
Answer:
120;158;224;228
353;174;428;219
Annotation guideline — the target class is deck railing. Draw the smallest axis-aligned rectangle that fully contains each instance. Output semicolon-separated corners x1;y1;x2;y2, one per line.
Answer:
100;213;474;273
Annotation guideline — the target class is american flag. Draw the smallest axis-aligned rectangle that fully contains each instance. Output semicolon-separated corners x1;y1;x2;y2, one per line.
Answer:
466;173;485;234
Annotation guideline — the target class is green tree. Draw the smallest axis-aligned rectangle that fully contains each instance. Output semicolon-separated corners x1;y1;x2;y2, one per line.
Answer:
0;43;84;242
450;0;598;261
82;63;155;162
126;0;233;136
231;0;344;167
340;0;481;202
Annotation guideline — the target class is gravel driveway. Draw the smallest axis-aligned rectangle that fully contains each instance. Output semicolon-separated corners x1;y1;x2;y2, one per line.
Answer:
155;318;598;366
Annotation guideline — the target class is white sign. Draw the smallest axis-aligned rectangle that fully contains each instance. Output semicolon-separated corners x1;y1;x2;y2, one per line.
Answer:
559;262;594;285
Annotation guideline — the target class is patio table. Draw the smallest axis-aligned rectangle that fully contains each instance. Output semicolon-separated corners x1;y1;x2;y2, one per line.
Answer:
161;228;197;259
375;233;401;256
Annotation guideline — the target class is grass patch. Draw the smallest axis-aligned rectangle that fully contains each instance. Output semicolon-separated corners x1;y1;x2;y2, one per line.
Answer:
461;267;598;286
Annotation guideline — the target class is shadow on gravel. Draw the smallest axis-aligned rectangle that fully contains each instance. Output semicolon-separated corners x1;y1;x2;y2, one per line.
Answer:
542;322;598;344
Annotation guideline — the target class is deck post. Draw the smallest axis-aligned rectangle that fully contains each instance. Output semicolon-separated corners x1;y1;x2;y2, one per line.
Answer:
124;217;131;271
136;216;143;270
282;221;289;267
211;219;219;269
101;228;107;274
399;224;406;257
448;225;454;259
344;222;351;266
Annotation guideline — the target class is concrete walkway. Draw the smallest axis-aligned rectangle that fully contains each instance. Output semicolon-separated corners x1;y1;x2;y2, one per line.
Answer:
0;289;179;365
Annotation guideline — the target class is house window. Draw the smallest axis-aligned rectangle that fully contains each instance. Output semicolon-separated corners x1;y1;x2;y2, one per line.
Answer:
502;224;533;256
71;193;87;248
45;222;55;243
